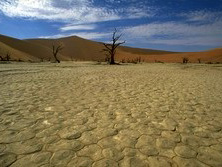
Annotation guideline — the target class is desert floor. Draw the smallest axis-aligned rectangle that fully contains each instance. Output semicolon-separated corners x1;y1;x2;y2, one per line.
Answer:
0;62;222;167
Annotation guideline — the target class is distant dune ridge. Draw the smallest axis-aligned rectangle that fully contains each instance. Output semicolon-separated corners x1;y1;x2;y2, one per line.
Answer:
0;34;221;63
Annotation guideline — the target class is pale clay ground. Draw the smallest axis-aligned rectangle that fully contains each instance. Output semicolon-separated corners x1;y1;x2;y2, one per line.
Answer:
0;62;222;167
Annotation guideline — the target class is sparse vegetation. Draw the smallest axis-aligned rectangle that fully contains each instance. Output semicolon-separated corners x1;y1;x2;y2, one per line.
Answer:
125;57;143;64
121;58;125;63
131;57;142;64
105;55;111;63
155;60;164;63
0;55;4;61
52;41;64;63
0;52;11;61
197;58;201;64
103;29;125;65
182;57;189;64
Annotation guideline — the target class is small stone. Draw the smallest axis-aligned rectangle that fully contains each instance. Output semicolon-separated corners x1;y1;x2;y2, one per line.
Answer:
45;107;53;111
67;157;93;167
43;120;51;125
0;153;17;167
174;145;197;158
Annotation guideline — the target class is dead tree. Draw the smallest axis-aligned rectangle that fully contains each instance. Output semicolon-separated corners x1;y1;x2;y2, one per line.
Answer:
52;42;63;63
103;29;125;64
6;52;11;61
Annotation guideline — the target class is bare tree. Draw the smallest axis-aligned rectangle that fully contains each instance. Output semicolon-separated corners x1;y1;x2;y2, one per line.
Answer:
103;29;125;64
6;52;11;61
52;42;63;63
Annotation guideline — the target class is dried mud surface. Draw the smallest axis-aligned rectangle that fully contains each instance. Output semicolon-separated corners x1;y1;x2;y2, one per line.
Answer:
0;62;222;167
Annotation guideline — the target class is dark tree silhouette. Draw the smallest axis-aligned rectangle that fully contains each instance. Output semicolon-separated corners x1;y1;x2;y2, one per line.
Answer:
52;42;63;63
0;56;4;61
103;29;125;64
6;52;11;61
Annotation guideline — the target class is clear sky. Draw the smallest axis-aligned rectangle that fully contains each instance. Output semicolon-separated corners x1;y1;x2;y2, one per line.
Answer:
0;0;222;52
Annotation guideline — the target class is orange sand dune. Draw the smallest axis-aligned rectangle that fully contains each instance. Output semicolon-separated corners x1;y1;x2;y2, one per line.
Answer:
117;48;222;63
0;34;221;63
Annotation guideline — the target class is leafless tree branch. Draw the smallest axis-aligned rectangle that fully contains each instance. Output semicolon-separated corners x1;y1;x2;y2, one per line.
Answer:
52;41;64;63
102;29;125;64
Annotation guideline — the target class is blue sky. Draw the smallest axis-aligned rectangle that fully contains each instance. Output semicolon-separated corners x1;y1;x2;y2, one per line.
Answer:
0;0;222;52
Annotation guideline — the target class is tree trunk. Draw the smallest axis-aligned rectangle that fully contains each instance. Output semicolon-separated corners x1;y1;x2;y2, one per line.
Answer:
54;54;60;63
55;57;60;63
110;54;115;64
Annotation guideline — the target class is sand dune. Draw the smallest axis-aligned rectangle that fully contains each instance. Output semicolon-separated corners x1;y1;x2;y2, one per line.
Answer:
117;48;222;63
0;35;51;61
0;34;222;63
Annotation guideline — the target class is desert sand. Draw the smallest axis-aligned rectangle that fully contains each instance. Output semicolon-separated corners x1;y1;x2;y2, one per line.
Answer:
0;62;222;167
